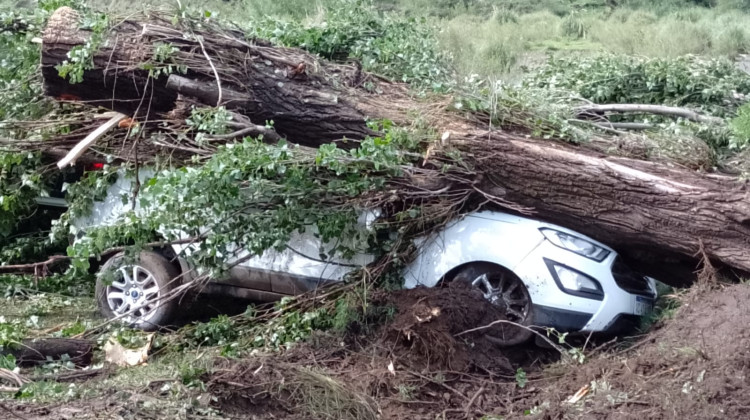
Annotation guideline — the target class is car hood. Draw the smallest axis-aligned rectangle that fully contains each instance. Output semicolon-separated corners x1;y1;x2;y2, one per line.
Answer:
466;211;615;253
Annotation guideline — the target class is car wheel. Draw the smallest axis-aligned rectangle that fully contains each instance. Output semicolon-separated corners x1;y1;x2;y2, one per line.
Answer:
453;263;535;346
95;251;180;331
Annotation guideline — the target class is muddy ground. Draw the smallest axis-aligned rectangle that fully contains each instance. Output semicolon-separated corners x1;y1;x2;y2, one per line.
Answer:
4;281;750;419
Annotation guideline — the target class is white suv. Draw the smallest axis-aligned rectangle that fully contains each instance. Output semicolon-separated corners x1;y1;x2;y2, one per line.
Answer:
67;169;656;345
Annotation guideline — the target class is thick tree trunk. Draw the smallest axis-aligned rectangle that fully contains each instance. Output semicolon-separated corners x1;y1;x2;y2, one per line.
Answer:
40;7;750;284
40;7;399;148
456;132;750;283
2;339;94;367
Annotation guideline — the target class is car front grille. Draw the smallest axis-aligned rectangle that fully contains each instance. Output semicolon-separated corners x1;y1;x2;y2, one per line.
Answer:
611;257;654;297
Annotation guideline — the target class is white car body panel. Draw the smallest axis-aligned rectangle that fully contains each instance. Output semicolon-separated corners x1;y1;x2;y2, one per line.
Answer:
403;212;549;289
402;211;653;332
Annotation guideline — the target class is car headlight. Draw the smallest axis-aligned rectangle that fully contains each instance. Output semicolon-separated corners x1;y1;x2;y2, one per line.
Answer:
544;259;604;300
540;228;610;262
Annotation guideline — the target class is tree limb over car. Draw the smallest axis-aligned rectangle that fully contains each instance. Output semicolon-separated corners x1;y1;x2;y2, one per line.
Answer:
26;6;750;284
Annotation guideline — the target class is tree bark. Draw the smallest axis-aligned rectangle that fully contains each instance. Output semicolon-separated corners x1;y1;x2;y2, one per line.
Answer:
455;131;750;283
40;7;750;284
40;7;400;148
2;339;94;367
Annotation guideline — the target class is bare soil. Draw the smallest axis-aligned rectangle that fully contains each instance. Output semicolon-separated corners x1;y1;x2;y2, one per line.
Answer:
207;282;750;419
208;282;558;419
7;282;750;419
506;282;750;419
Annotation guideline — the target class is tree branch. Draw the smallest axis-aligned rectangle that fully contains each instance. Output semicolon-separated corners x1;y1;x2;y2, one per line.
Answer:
207;124;282;142
576;104;723;124
56;112;126;169
0;237;201;276
0;256;69;275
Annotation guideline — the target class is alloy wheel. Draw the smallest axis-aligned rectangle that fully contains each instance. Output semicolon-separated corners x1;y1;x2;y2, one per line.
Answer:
471;271;531;323
105;265;162;324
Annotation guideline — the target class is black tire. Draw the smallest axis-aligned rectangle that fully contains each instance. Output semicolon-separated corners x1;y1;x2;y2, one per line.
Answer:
95;251;181;331
452;262;535;347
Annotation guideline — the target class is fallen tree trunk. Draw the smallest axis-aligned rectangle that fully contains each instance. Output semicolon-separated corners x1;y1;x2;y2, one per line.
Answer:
41;7;408;148
2;338;94;367
454;132;750;282
39;7;750;284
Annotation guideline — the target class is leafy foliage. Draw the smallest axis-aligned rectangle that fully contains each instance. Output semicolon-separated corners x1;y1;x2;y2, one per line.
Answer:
60;320;86;337
515;367;528;388
0;316;25;351
69;124;415;277
730;102;750;150
0;153;44;239
247;0;452;88
0;354;16;370
0;156;73;265
139;42;188;79
252;304;335;349
110;327;152;349
186;106;232;144
189;314;237;347
17;381;79;402
0;0;83;122
0;0;94;265
455;78;584;142
0;9;48;122
529;54;750;117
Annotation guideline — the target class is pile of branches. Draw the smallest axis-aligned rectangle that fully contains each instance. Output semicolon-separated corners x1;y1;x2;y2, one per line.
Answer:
2;6;750;285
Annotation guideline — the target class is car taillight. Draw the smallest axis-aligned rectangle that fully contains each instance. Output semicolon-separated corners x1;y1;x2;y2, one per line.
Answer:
87;162;105;171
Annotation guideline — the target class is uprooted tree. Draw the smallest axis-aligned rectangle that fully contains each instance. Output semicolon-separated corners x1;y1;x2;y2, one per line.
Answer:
16;6;750;284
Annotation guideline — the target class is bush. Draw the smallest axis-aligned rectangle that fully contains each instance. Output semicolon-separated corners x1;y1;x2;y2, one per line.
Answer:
560;12;589;39
715;26;749;55
717;0;750;11
529;54;750;116
628;10;659;25
670;7;704;22
730;103;750;149
247;0;451;87
492;6;518;24
479;42;518;74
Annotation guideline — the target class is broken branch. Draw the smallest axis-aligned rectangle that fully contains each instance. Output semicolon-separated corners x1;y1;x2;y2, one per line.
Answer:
576;104;723;124
56;112;126;169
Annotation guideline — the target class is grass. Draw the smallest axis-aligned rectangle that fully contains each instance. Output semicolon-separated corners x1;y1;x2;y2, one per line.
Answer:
639;284;682;333
438;11;561;82
3;292;98;332
0;285;220;408
85;0;344;19
439;6;750;80
22;0;748;84
294;368;379;420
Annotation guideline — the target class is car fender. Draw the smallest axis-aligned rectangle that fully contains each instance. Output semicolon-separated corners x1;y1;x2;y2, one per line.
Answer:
403;212;546;289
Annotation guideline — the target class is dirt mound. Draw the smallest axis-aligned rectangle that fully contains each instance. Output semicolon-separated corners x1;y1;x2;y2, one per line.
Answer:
207;283;547;419
382;281;516;373
505;283;750;420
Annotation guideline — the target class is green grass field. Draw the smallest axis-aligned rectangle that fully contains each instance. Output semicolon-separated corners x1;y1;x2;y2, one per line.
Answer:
55;0;750;82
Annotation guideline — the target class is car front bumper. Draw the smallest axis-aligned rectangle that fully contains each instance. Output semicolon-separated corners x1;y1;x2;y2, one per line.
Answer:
513;239;656;334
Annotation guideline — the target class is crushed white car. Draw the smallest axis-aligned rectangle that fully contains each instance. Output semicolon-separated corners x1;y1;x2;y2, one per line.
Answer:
56;169;657;345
